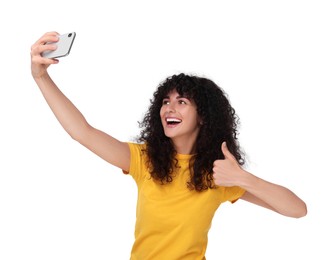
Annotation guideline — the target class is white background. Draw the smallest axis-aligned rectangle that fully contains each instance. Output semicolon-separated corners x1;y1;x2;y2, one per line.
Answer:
0;0;335;259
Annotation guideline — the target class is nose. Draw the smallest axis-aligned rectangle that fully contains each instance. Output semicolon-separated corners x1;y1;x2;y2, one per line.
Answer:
165;102;176;113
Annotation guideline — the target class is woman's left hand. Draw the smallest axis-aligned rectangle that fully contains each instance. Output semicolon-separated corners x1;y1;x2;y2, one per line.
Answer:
212;142;247;187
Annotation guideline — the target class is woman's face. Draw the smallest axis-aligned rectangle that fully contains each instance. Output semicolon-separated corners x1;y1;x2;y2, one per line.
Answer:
160;89;201;152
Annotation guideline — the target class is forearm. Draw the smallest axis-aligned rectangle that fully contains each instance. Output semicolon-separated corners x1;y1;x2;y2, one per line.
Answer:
239;170;307;218
34;73;90;140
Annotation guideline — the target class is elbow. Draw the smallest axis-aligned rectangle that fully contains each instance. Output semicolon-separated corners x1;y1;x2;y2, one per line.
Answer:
275;199;308;219
68;123;92;143
69;130;83;142
297;203;308;218
289;201;308;219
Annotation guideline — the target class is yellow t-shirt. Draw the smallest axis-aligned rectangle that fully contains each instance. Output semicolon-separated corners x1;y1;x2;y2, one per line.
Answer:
125;142;245;260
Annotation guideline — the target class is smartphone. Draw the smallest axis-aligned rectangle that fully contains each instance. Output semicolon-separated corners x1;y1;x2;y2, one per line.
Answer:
42;32;76;59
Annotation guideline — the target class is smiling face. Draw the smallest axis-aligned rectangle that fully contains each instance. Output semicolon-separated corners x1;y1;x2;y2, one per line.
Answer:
160;89;201;154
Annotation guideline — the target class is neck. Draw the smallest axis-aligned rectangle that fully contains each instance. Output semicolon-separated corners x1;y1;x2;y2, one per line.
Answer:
171;136;197;155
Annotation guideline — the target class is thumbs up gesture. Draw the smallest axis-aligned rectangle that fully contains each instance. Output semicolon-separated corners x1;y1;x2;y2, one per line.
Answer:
213;142;245;187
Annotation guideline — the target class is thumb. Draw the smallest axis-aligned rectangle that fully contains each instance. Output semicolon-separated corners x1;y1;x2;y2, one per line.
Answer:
221;142;235;161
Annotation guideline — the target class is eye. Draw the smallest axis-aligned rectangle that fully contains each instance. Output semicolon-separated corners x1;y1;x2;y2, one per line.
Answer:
178;100;187;105
162;100;170;105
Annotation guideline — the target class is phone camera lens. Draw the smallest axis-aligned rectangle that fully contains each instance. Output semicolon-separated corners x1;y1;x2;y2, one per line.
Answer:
68;33;72;37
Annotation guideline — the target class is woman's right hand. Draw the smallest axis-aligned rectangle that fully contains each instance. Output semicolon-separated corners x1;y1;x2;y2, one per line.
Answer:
30;32;60;79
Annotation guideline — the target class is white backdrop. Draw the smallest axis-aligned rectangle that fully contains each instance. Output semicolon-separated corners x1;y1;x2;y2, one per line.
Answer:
1;0;335;259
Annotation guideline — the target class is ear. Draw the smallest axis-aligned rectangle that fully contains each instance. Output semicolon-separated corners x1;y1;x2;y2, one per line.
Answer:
197;116;204;126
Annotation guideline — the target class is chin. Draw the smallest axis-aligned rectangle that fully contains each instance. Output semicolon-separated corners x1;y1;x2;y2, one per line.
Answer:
163;132;174;138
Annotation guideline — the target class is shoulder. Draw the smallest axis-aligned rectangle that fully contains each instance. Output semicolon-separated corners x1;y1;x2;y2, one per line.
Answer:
127;142;147;157
126;142;148;182
220;186;246;203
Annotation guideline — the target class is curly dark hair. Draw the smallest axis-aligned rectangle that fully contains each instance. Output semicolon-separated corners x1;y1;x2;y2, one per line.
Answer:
137;73;245;192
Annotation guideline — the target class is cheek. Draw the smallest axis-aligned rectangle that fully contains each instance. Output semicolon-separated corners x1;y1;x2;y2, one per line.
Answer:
159;107;166;122
184;110;200;127
159;107;165;118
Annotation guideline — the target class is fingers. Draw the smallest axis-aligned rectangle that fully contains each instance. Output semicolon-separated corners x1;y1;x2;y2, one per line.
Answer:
212;162;223;186
212;159;221;177
31;44;59;65
221;142;236;161
31;55;59;65
31;43;56;56
30;32;60;77
31;32;60;65
31;32;59;56
33;31;59;46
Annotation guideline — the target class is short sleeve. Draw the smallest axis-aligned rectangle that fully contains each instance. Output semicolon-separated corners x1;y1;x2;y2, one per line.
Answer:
123;142;147;184
220;186;246;203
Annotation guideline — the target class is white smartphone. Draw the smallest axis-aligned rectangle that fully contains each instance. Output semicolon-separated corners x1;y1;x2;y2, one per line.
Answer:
42;32;76;59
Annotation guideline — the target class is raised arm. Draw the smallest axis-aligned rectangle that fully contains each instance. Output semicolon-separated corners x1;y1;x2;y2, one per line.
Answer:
30;32;130;172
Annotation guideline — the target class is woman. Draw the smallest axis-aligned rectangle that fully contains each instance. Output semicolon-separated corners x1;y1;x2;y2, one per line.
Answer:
31;32;307;260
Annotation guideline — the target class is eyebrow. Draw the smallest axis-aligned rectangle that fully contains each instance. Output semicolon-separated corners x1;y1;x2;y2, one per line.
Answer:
163;95;188;99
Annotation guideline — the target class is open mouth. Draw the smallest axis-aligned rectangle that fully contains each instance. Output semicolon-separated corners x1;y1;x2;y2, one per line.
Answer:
166;117;182;126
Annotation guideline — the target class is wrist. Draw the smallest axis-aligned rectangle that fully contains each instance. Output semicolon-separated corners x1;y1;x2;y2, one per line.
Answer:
237;169;260;190
33;72;50;82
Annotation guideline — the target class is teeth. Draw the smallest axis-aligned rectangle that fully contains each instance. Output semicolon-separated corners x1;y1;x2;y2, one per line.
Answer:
166;118;182;123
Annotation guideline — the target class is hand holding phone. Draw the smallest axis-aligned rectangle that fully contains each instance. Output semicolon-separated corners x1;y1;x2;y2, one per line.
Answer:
42;32;76;59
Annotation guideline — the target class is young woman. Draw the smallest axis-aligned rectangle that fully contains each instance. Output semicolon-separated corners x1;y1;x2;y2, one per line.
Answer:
31;32;307;260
